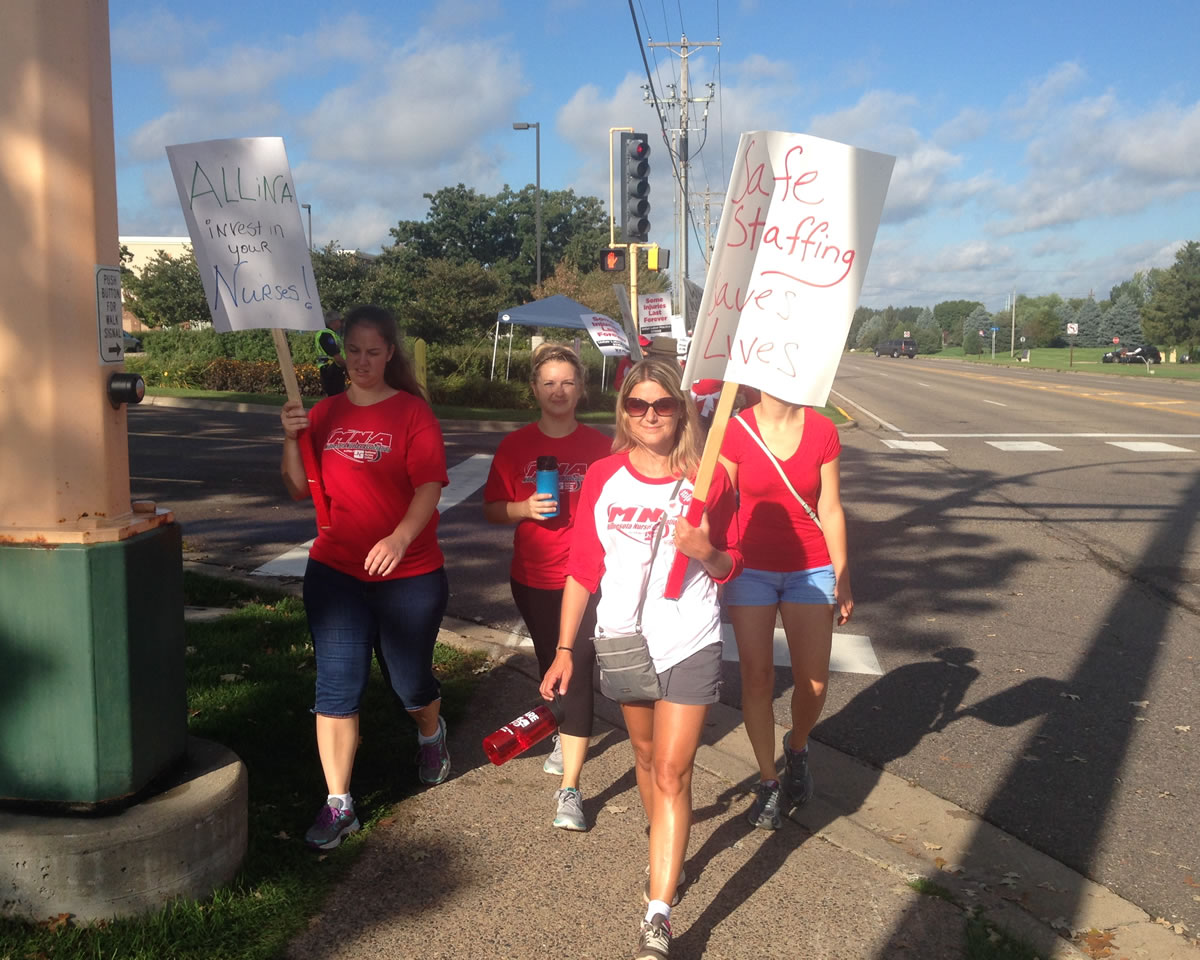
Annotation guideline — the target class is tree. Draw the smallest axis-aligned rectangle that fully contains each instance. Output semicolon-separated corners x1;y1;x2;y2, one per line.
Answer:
935;299;983;346
855;313;886;351
538;257;670;328
846;305;875;349
388;184;609;295
1109;271;1152;308
962;305;990;354
122;249;209;328
914;306;941;354
1075;296;1103;346
1099;294;1144;347
1142;240;1200;353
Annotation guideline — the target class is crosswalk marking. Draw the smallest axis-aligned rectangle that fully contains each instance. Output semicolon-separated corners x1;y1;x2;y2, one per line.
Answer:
986;441;1061;451
881;439;947;452
1106;441;1194;453
252;453;495;578
719;624;882;675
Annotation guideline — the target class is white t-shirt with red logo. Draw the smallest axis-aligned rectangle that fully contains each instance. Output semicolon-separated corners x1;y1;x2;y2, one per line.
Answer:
567;453;742;671
483;422;613;589
306;391;449;581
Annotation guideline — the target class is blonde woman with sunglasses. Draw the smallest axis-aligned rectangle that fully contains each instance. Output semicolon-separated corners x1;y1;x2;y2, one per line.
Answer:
540;357;742;960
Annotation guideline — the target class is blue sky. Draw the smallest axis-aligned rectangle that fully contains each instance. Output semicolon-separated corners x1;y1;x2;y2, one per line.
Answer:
109;0;1200;311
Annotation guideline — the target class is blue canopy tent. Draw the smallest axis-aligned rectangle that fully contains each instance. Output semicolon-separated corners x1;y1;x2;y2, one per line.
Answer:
491;294;619;383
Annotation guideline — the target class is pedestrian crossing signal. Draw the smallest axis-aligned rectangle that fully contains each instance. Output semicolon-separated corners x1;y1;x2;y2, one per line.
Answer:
600;249;626;272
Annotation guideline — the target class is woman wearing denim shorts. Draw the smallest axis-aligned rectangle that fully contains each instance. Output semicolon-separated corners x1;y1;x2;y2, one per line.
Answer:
280;305;450;851
540;358;742;960
720;392;854;831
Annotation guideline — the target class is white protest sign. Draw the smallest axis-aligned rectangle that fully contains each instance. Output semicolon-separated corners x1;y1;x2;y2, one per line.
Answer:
683;131;894;406
166;137;323;332
581;313;629;357
638;292;671;331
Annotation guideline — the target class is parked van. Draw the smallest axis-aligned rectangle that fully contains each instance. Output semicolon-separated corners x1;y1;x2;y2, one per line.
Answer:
874;337;917;358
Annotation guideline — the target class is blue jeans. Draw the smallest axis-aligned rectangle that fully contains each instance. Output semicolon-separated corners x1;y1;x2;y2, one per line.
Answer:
303;559;449;716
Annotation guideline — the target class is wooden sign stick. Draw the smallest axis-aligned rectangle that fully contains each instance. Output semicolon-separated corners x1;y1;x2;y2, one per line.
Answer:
664;379;740;599
271;328;331;531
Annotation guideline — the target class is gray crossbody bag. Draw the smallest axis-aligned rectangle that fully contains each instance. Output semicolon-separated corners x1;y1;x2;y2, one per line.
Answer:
593;477;685;703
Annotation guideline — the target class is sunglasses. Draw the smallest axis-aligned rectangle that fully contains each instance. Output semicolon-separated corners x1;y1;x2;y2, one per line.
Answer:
623;396;680;418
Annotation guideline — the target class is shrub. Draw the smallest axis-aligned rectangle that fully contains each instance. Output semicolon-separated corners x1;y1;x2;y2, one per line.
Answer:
428;373;533;409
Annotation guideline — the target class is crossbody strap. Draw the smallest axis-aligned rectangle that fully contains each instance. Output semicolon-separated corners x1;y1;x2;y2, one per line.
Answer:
733;414;822;531
632;476;686;632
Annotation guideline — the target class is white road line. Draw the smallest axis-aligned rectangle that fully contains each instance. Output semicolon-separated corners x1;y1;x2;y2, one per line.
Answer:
252;453;496;578
130;431;273;445
902;432;1200;438
880;439;947;452
829;389;905;433
720;624;882;676
1107;441;1194;453
986;441;1061;452
982;399;1007;406
917;382;931;387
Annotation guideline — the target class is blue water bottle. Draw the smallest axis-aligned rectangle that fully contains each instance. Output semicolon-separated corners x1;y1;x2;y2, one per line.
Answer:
535;455;559;518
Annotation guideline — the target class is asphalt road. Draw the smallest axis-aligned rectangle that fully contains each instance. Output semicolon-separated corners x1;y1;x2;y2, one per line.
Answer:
127;358;1200;929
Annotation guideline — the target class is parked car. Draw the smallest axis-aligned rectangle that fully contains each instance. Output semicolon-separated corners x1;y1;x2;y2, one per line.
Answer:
1101;346;1126;363
874;337;917;358
123;331;143;353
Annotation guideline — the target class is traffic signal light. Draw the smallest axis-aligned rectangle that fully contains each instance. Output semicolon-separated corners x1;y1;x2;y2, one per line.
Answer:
620;132;651;243
599;248;627;272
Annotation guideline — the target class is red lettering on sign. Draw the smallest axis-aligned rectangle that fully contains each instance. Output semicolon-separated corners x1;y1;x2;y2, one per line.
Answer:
776;146;823;204
729;140;772;203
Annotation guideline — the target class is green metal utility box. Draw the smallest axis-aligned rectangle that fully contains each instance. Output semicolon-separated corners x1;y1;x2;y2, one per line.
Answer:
0;523;186;806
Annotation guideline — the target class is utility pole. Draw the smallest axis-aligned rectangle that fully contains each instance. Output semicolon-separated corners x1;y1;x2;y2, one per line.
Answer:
644;34;719;329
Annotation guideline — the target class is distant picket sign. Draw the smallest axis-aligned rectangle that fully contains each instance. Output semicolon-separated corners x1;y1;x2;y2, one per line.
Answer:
166;137;323;333
683;131;894;406
581;313;629;356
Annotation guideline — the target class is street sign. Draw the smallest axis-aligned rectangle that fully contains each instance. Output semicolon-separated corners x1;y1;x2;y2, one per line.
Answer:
1113;336;1120;344
990;326;1000;331
1019;336;1026;343
903;330;910;337
1066;322;1079;335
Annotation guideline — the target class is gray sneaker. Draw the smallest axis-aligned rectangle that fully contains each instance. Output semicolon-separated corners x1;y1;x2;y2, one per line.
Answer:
642;863;687;906
635;913;672;960
782;731;814;808
552;786;587;831
304;797;360;850
543;734;564;775
746;778;783;830
417;716;451;785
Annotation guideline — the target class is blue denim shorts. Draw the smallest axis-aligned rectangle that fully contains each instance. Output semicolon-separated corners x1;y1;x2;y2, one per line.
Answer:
725;564;836;606
303;559;449;716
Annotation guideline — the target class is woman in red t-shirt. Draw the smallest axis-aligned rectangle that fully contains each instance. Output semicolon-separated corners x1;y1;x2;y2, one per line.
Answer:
483;343;611;831
281;305;450;851
720;391;854;831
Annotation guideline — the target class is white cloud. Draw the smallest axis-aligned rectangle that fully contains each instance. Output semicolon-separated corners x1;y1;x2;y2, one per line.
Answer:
110;8;218;65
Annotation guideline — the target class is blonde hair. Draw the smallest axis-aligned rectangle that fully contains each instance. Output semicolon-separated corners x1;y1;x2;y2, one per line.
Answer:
612;357;701;478
530;342;588;401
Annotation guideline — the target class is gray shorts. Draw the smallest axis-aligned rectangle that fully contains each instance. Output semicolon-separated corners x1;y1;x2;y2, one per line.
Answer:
657;642;723;705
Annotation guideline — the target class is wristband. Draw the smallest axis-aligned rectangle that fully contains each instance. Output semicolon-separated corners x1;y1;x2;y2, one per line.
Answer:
557;646;573;653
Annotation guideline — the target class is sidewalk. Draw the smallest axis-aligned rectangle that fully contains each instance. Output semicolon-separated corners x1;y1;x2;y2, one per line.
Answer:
282;616;1198;960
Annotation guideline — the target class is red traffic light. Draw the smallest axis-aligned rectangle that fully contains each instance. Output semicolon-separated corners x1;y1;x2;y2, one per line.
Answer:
600;248;627;272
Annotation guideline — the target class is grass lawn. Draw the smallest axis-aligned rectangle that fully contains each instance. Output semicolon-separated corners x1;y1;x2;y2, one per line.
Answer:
0;573;486;960
922;346;1200;380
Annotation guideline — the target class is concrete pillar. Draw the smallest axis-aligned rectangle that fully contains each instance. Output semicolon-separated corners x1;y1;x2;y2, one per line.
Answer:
0;0;167;544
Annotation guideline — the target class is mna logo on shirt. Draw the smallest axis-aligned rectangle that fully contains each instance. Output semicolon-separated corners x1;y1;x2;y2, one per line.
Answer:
607;489;692;543
326;429;393;463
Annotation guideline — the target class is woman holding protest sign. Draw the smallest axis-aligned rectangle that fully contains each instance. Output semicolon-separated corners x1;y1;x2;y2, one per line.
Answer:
280;304;450;851
720;391;853;831
483;342;611;831
540;357;741;960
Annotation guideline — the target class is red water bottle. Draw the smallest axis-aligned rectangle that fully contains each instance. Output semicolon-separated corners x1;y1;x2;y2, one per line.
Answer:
482;699;563;766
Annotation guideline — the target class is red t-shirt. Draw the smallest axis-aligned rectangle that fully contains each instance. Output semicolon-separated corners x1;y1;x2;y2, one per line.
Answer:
484;422;612;589
306;391;448;581
720;406;840;572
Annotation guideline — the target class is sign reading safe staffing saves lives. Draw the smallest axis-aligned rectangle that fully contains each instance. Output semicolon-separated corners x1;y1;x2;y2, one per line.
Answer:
166;137;324;333
683;131;894;407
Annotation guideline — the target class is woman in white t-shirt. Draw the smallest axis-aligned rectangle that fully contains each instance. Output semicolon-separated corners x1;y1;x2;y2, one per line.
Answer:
540;357;742;960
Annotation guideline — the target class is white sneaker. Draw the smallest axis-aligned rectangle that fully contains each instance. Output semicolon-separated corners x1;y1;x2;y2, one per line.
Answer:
543;733;564;775
552;787;587;831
